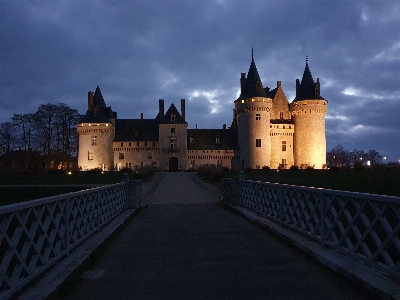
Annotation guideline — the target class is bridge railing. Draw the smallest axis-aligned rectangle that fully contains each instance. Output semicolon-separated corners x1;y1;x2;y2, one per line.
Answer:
0;182;128;299
221;178;400;282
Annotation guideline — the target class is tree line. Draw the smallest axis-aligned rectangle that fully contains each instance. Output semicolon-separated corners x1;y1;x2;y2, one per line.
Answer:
0;103;81;172
326;145;384;169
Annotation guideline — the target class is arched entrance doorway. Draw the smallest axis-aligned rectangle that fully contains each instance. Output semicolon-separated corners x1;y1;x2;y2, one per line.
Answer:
169;157;179;172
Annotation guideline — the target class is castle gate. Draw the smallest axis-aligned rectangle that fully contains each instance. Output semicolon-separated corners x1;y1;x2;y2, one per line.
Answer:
169;157;178;172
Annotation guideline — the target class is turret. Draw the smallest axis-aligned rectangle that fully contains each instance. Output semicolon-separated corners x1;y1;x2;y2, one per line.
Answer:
78;86;115;171
289;58;328;169
235;49;273;169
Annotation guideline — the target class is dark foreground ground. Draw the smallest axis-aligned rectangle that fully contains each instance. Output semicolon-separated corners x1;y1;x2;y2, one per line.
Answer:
55;172;372;300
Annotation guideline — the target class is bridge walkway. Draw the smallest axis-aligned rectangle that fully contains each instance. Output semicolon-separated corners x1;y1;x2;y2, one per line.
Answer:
60;172;370;300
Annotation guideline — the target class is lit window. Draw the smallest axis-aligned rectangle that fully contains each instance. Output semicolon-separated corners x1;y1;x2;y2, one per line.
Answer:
88;151;93;160
241;100;244;104
282;141;287;151
170;139;176;150
119;153;124;160
256;139;261;147
91;136;97;146
256;114;261;120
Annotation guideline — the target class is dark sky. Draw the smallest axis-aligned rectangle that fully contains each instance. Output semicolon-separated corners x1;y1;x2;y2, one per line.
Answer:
1;0;399;162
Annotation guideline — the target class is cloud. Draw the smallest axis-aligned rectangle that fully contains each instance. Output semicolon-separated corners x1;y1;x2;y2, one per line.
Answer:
1;0;399;161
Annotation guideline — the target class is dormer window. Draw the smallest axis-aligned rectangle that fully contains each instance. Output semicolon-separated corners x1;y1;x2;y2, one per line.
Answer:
216;136;220;144
171;114;176;122
94;107;99;117
190;136;194;143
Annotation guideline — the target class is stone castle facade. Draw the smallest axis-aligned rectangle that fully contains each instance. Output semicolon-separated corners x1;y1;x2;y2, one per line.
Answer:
77;53;328;171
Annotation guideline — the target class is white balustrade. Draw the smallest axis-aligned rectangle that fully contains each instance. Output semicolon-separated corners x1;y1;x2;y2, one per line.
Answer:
0;183;127;299
221;178;400;281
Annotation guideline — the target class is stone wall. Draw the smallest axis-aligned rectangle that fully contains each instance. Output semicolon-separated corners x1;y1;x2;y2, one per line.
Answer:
77;123;115;171
290;100;328;169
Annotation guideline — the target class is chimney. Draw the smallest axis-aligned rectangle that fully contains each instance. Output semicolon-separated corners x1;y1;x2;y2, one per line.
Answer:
196;124;198;129
88;91;94;111
296;79;300;96
223;124;226;130
317;78;320;83
159;99;164;120
141;113;143;120
181;99;185;121
277;81;281;88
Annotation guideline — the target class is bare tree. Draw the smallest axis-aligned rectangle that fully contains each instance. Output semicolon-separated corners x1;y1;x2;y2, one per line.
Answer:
366;150;382;166
0;122;16;155
33;104;59;157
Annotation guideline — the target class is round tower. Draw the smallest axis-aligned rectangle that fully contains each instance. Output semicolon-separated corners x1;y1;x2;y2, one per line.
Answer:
235;50;273;169
290;59;328;169
77;87;116;171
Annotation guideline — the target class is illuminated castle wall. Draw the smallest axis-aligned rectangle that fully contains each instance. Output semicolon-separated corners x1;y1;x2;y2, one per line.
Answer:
77;53;327;171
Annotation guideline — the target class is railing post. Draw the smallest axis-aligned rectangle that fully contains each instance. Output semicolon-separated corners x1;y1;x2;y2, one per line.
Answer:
320;191;326;246
239;171;245;206
279;186;284;227
123;173;129;208
65;198;70;255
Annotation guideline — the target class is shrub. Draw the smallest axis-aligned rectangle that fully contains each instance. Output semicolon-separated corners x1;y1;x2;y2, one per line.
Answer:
290;165;299;171
47;169;66;175
86;168;102;173
197;164;226;181
329;166;341;171
120;167;133;173
137;166;156;179
262;166;270;172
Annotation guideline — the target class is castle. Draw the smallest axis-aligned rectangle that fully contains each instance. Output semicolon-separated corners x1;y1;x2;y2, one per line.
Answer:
77;52;328;171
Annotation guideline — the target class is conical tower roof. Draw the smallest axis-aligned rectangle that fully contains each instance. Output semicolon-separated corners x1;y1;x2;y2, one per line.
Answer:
293;58;325;101
239;49;268;99
93;85;106;108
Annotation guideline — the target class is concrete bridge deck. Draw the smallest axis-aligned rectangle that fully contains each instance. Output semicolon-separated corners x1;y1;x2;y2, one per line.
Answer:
42;172;373;300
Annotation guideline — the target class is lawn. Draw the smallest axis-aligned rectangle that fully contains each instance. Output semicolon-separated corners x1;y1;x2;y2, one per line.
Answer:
0;171;133;206
224;169;400;197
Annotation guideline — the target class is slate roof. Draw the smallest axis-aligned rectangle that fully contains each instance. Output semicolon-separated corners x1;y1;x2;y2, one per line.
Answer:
80;86;115;123
238;50;268;100
158;103;187;124
187;128;238;150
114;119;159;141
293;62;325;102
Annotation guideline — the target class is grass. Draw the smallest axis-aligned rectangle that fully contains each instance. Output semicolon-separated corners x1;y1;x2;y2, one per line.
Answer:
221;169;400;197
0;186;89;206
0;171;128;185
0;171;151;206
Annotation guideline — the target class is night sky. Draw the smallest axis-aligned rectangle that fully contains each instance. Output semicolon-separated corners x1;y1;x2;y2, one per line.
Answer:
1;0;399;162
